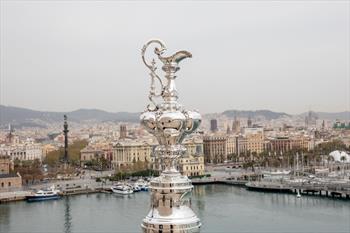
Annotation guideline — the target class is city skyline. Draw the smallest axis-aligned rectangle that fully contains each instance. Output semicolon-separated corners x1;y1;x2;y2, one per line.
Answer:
0;1;349;114
0;2;350;233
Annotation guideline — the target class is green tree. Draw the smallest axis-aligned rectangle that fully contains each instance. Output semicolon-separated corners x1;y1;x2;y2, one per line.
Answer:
14;160;43;184
340;155;346;177
313;140;347;155
44;140;88;167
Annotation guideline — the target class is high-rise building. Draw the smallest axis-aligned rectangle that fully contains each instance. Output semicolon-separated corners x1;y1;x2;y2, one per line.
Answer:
232;116;240;134
305;110;317;128
210;119;218;132
226;124;231;134
247;116;252;128
119;124;127;139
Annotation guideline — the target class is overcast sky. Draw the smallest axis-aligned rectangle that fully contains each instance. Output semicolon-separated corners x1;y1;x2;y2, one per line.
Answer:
0;1;349;114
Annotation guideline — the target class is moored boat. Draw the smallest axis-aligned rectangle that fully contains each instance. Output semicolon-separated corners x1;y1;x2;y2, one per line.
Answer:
26;186;61;202
111;185;133;195
135;179;149;191
132;184;141;192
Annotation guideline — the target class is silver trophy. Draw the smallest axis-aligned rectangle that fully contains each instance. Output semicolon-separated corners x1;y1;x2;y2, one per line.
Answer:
140;39;202;233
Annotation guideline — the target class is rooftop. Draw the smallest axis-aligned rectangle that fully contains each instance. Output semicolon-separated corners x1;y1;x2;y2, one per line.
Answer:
0;173;19;178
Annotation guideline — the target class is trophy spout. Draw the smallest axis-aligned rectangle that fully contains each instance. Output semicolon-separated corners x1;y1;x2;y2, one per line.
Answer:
157;50;192;65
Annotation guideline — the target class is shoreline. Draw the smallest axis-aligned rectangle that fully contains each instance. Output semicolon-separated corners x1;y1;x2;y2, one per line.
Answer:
1;181;349;204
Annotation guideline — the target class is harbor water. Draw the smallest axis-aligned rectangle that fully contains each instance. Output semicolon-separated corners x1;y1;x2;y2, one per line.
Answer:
0;184;349;233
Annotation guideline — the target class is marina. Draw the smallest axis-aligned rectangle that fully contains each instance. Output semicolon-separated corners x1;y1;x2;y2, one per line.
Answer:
1;171;350;203
1;184;349;233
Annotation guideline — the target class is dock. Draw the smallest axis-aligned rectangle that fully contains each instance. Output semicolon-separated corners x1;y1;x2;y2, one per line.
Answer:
192;176;350;199
289;182;350;199
245;181;350;199
191;177;247;186
245;181;292;193
0;191;31;203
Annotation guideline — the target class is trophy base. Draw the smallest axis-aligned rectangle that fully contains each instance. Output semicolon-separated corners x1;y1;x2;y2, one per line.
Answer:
141;207;201;233
141;172;201;233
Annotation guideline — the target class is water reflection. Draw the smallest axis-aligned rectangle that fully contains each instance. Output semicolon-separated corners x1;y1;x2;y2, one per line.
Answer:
0;204;10;233
0;185;349;233
193;186;206;212
64;197;72;233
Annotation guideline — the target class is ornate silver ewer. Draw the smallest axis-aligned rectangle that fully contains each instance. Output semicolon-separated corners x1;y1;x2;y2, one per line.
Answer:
140;39;202;233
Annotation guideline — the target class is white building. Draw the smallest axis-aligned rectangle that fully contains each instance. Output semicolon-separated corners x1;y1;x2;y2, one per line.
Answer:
329;150;350;163
112;140;154;168
0;143;43;161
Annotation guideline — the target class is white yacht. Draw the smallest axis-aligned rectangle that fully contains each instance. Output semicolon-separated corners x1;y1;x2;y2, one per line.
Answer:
26;185;61;202
135;179;149;191
132;184;141;192
111;185;133;195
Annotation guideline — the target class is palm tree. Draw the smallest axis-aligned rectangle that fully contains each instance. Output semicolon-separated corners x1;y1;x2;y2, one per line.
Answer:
340;155;346;178
327;155;334;171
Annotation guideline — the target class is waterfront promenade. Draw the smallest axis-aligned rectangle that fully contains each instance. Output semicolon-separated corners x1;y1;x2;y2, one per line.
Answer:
1;185;349;233
1;166;350;203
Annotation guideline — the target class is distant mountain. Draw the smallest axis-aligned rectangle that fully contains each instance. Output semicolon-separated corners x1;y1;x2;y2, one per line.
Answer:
1;105;348;129
300;111;350;121
68;109;139;122
0;105;140;128
221;109;290;120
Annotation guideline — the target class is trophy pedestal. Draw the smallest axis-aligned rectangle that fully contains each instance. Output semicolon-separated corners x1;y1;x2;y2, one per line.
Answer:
141;172;201;233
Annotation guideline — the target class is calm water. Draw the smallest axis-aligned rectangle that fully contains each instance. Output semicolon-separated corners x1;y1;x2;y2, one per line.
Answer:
0;185;349;233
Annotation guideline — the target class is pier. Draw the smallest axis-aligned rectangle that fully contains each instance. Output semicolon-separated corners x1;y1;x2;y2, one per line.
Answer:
0;191;31;203
245;181;350;199
289;182;350;199
192;174;350;199
1;176;350;204
191;177;247;186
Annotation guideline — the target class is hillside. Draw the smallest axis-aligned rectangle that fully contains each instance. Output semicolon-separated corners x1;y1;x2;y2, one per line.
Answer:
221;109;290;120
0;105;140;127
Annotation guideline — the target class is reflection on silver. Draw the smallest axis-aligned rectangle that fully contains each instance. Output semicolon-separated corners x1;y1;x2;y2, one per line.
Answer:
140;39;201;233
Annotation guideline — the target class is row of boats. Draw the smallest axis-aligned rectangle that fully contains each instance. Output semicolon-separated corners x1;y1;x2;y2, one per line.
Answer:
110;181;149;194
25;180;150;202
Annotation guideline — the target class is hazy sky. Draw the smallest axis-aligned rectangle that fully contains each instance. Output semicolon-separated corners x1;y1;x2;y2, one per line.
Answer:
0;1;349;114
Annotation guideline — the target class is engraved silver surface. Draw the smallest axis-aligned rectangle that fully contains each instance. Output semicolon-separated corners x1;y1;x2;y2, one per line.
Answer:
140;39;201;233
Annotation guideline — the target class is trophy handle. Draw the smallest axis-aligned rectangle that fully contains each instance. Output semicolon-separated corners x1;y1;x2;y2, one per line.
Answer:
141;39;167;111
